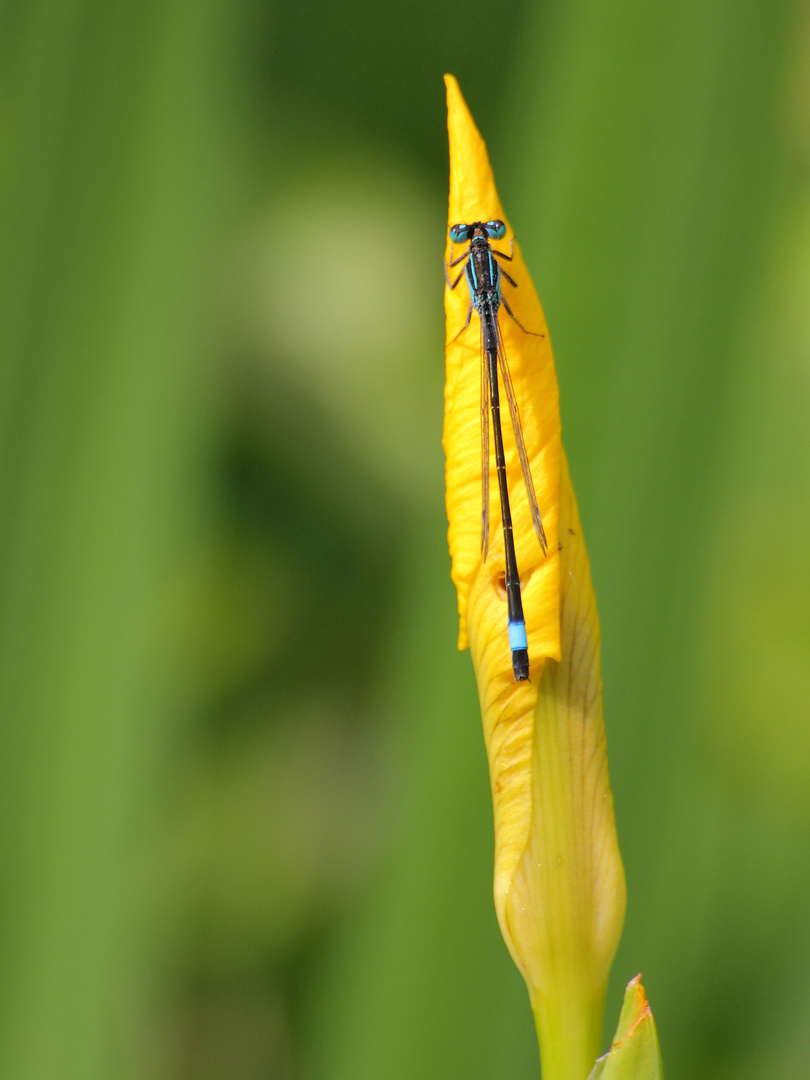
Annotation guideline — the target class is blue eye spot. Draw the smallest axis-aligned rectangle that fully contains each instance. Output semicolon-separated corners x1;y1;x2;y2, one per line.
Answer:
485;220;506;240
449;224;468;243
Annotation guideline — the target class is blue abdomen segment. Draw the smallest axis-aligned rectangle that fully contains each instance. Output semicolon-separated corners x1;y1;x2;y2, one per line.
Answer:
508;620;528;652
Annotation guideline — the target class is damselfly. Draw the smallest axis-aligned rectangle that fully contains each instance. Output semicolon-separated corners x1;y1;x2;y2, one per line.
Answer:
445;220;547;682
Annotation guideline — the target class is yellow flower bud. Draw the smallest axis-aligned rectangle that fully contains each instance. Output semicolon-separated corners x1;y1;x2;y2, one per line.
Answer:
443;74;626;1080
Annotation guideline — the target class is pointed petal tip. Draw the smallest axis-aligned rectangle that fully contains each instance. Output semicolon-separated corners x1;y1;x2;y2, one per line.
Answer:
444;74;481;148
627;974;649;1009
444;73;471;129
443;76;502;261
443;72;461;103
612;974;653;1047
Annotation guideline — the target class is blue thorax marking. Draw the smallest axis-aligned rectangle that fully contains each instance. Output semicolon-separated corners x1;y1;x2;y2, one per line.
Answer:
466;258;478;293
487;249;497;289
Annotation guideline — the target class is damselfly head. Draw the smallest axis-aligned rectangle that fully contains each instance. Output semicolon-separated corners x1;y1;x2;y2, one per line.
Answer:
448;220;507;244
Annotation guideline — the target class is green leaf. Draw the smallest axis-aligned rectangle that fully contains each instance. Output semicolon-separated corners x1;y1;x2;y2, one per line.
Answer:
587;976;663;1080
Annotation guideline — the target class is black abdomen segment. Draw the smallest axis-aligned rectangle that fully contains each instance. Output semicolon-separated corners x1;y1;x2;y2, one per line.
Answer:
485;312;530;682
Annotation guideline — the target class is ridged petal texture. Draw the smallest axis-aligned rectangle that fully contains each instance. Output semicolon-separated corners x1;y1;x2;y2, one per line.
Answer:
443;75;626;1080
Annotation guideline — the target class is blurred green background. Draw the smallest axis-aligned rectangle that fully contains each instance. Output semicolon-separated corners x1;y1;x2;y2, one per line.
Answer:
0;0;808;1077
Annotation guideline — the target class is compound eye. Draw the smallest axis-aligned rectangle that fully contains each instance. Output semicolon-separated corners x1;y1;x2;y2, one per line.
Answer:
449;223;468;243
485;220;506;240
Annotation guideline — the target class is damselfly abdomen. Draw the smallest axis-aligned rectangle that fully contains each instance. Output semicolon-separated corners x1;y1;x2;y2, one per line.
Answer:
445;220;547;682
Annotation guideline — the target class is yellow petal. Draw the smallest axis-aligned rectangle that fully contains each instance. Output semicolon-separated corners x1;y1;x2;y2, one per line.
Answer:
443;75;626;1080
